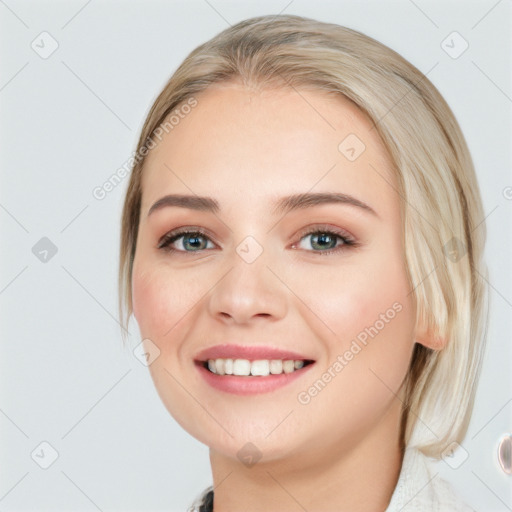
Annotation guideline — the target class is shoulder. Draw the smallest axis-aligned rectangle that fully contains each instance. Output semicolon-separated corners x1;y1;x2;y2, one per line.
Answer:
386;447;476;512
188;486;213;512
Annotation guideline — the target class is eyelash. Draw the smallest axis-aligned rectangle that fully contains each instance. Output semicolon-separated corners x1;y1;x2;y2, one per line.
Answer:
157;224;359;256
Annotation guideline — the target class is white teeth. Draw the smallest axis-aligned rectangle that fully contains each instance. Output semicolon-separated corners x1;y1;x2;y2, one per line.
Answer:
269;360;283;374
208;360;217;374
206;358;309;376
233;359;251;376
251;360;270;376
216;358;225;375
283;360;295;373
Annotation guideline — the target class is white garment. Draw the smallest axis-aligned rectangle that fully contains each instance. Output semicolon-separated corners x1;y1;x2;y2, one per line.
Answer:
189;447;475;511
385;447;475;512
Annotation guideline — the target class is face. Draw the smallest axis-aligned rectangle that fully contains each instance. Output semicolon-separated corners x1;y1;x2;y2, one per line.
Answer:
131;81;418;466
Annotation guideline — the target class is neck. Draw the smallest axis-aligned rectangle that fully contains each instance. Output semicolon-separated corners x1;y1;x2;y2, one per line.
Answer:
209;399;405;512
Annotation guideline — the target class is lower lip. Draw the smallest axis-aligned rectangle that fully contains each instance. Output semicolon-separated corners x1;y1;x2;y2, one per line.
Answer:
195;362;315;395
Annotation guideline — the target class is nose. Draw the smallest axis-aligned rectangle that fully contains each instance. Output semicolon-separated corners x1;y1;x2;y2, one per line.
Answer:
207;247;288;325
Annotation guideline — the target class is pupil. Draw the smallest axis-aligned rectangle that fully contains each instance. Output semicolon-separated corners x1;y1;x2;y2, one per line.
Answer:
313;233;336;250
185;235;204;250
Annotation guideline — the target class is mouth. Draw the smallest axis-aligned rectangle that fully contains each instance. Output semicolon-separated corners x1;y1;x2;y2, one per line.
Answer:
193;344;316;395
197;358;315;376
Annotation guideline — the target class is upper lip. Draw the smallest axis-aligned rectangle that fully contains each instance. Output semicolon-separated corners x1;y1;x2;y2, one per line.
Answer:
194;344;315;362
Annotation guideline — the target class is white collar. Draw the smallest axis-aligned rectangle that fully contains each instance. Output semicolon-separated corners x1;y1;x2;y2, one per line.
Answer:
385;447;475;511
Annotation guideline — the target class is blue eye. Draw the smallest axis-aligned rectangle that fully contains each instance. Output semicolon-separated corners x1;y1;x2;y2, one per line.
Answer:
293;229;354;254
290;224;357;255
158;228;214;253
157;225;358;255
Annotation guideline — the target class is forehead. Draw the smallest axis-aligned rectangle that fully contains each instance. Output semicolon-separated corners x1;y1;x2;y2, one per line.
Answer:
140;82;397;215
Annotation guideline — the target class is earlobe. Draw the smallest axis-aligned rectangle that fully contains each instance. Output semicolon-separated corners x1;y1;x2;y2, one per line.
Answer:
414;324;447;351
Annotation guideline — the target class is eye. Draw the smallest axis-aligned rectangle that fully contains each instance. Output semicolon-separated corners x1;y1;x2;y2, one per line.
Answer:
157;227;216;253
291;225;358;255
157;224;358;255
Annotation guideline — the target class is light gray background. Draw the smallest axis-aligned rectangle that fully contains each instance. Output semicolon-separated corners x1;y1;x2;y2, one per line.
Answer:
0;0;511;510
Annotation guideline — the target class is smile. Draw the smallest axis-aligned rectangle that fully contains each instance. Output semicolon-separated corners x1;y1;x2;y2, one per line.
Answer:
195;361;315;395
204;358;314;376
193;344;316;395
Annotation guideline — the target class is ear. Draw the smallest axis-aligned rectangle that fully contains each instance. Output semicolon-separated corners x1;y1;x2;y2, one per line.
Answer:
414;322;447;351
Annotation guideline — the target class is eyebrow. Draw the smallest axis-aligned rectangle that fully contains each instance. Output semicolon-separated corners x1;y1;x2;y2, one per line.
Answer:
147;192;378;218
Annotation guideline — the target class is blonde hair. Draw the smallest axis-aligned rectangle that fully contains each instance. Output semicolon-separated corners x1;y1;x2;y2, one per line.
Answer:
118;14;488;457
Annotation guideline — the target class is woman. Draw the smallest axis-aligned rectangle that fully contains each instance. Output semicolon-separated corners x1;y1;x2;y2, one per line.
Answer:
118;14;488;511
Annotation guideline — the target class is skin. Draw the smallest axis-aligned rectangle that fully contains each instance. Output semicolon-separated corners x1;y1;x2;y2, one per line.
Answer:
131;81;437;511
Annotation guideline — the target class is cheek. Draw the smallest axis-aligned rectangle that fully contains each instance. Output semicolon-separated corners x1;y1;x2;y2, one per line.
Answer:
131;269;161;337
302;252;412;343
293;259;415;446
299;242;416;403
132;265;185;339
132;259;220;344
